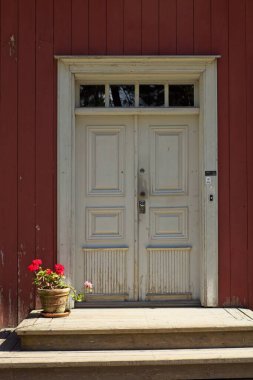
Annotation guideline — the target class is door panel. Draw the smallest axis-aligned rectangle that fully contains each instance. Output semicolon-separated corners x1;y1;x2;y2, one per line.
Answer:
146;247;191;298
150;127;188;194
87;126;125;195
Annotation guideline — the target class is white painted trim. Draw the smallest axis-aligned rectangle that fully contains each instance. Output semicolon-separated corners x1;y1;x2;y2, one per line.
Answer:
134;115;139;300
75;108;200;116
57;56;219;307
55;55;220;64
105;84;110;108
57;62;74;285
199;61;218;307
164;85;169;108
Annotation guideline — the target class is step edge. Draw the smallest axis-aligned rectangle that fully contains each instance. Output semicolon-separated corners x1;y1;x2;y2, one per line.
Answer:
16;326;253;335
2;350;253;369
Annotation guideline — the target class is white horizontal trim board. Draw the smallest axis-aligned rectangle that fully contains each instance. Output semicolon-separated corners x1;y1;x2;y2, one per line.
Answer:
75;107;200;116
57;55;218;307
55;55;220;77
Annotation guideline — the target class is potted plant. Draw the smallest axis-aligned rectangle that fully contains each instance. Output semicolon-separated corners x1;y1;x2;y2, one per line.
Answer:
28;259;91;317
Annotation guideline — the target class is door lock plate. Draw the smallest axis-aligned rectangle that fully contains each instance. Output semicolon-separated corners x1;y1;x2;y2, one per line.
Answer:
138;200;146;214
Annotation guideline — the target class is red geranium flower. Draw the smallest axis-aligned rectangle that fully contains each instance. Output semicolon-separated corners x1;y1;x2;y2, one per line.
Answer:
28;263;39;272
27;258;42;272
32;259;42;266
55;263;64;276
45;269;53;275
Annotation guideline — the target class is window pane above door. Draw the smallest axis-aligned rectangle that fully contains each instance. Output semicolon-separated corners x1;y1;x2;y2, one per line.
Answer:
79;83;196;108
169;85;194;107
80;85;105;107
139;85;164;107
109;85;135;107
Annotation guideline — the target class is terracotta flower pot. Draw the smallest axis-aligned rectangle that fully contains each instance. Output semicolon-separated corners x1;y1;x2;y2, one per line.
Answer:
37;288;70;314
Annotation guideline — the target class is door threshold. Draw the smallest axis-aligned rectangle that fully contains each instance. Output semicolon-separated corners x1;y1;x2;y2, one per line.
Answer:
75;300;201;308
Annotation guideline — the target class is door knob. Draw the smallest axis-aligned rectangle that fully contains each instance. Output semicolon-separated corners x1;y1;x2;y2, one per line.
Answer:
138;200;146;214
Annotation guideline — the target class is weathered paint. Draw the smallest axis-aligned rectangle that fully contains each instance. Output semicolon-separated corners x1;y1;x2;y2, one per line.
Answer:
0;0;253;327
246;0;253;310
0;0;18;328
17;0;36;324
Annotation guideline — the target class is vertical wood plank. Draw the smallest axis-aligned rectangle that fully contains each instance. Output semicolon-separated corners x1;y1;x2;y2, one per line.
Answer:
107;0;124;54
0;0;2;328
36;0;55;270
0;0;18;327
72;0;89;54
17;0;36;323
124;0;141;54
142;0;159;54
212;0;231;307
194;0;211;54
229;0;248;306
53;0;72;279
246;0;253;309
89;0;107;54
54;0;71;55
159;0;177;54
177;0;194;54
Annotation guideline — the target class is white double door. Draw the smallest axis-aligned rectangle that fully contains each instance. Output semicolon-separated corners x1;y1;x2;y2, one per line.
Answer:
75;114;200;302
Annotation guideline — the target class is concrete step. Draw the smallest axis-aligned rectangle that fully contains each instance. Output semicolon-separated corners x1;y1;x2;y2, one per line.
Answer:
1;347;253;379
17;308;253;351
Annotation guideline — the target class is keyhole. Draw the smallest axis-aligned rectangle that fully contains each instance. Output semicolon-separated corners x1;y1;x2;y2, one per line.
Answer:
140;168;145;173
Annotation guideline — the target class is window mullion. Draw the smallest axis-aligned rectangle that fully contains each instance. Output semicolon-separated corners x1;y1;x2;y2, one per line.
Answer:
165;84;169;108
135;84;139;107
194;84;199;107
105;84;110;107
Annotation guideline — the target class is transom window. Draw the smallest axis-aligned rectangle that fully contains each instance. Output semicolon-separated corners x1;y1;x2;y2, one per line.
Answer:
79;83;196;108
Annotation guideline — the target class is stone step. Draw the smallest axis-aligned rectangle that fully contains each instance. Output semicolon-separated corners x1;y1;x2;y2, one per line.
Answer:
17;308;253;351
1;348;253;379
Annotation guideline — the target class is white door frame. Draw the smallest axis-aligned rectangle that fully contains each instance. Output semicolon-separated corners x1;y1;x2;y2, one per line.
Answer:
56;56;219;307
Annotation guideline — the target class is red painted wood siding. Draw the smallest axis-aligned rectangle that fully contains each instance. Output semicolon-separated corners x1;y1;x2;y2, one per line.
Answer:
18;0;36;322
0;0;253;326
0;0;18;328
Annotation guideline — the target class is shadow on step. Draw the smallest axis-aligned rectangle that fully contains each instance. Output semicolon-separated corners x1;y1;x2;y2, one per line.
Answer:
0;330;20;351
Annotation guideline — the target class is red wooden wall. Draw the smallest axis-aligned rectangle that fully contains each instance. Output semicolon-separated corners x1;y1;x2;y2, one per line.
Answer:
0;0;253;327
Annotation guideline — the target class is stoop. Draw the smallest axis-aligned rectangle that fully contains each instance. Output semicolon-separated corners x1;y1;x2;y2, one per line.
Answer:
1;308;253;379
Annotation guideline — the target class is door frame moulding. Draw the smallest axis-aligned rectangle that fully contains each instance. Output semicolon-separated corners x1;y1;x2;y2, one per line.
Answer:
56;55;219;307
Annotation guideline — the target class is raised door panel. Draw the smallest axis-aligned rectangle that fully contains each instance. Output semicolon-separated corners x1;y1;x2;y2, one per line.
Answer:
87;126;125;195
150;207;188;240
86;207;125;240
150;127;188;195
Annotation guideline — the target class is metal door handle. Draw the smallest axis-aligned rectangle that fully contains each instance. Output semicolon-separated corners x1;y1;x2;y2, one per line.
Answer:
138;200;146;214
